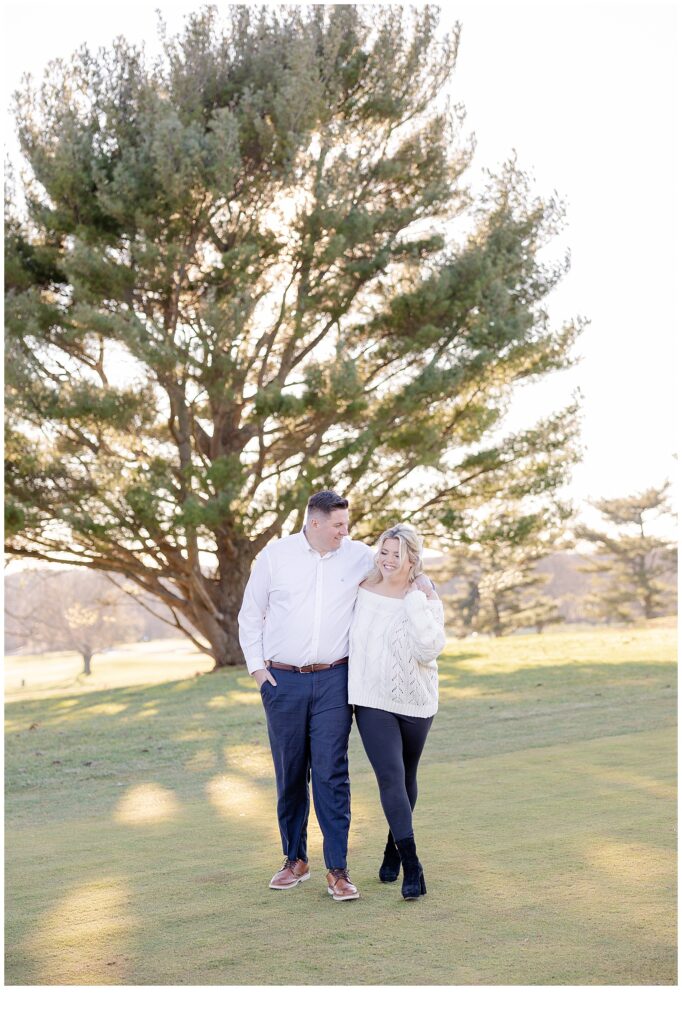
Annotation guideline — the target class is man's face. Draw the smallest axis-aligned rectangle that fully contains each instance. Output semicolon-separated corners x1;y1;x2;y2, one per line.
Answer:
309;509;349;553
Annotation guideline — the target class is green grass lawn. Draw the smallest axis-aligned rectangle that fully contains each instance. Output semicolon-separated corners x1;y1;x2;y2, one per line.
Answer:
5;627;677;985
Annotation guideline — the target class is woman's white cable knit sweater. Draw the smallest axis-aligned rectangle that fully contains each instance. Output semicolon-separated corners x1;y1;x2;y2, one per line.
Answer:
348;587;446;718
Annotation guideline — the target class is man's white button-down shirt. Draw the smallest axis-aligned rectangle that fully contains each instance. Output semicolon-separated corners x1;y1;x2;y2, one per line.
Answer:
238;531;375;674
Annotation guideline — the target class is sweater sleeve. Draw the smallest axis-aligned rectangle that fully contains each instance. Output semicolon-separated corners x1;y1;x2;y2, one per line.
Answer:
402;590;446;664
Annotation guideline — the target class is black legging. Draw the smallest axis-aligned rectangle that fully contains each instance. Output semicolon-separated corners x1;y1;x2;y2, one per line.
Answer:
354;706;434;842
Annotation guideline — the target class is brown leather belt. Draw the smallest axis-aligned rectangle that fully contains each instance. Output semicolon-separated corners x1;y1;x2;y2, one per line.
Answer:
265;657;349;674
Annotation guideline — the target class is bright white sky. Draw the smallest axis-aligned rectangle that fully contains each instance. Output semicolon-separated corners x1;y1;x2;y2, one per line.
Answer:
2;0;679;538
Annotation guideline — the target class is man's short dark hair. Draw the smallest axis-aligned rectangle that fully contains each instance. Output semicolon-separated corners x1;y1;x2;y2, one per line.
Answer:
306;490;349;517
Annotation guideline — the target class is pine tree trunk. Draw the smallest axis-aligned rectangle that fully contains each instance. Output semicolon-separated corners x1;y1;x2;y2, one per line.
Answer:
192;609;245;668
491;599;503;637
463;581;480;629
186;541;255;668
643;589;655;619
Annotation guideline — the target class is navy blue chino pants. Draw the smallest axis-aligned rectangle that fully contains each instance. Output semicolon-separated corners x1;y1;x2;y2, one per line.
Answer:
260;663;353;869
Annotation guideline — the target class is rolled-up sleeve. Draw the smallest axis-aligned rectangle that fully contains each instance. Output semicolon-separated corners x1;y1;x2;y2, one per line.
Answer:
238;549;271;674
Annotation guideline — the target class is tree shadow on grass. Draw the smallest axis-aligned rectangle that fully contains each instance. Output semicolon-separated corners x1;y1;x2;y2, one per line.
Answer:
5;654;676;822
7;722;677;984
5;652;677;983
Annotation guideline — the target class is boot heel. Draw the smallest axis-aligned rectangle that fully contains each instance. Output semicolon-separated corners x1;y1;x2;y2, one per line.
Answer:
395;835;426;900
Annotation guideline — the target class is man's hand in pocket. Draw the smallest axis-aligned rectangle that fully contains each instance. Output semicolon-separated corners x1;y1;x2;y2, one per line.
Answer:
253;668;277;688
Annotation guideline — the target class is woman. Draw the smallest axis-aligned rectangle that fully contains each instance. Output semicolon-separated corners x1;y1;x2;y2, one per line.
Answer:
348;524;445;900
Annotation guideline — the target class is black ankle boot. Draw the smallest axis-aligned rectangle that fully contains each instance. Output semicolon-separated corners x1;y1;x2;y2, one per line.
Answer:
395;835;427;900
379;831;401;882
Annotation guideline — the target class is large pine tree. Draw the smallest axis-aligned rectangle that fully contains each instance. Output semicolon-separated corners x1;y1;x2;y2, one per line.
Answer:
5;5;581;664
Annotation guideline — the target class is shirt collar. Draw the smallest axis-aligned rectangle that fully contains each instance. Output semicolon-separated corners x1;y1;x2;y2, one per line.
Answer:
300;528;341;559
299;529;315;553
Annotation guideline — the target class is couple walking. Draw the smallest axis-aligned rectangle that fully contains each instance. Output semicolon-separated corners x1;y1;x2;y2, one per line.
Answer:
238;490;445;902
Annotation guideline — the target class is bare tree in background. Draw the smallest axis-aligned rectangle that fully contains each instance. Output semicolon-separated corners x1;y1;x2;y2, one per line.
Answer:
6;570;139;674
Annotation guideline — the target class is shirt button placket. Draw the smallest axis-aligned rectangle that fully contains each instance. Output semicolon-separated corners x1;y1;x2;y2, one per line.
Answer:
310;557;324;665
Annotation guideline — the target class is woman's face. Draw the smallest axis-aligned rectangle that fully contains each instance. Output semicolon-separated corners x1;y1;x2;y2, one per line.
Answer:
378;538;410;582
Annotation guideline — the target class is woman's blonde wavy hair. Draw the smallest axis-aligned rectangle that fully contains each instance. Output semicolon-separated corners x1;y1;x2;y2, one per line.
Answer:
364;523;424;587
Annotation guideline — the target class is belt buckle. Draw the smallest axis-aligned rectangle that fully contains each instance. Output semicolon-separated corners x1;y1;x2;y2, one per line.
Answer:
299;664;314;674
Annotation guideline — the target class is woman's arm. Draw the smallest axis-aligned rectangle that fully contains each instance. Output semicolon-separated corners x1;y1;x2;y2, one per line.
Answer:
403;590;446;664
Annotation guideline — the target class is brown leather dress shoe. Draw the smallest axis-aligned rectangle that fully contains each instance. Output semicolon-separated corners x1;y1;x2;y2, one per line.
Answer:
326;868;360;901
269;858;310;890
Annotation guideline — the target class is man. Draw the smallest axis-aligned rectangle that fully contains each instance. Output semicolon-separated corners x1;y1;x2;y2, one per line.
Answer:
238;490;374;901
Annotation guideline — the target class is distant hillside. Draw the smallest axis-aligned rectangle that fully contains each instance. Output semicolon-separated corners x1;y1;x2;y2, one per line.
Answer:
537;550;677;622
536;551;595;621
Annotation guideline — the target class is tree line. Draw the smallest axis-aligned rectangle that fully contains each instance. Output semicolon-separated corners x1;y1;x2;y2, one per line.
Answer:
6;481;676;673
437;482;676;637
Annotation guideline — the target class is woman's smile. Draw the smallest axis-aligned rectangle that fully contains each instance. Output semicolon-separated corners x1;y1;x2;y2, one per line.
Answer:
379;539;402;575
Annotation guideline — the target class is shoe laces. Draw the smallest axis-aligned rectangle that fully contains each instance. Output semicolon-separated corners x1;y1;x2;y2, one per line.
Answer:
329;867;350;881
